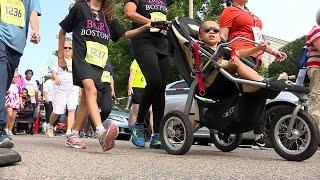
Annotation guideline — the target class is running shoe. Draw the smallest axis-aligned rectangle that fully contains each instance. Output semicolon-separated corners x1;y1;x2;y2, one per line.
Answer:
46;124;54;137
98;122;119;152
0;125;14;149
251;134;266;150
150;133;162;149
130;123;145;148
65;134;86;149
65;131;72;138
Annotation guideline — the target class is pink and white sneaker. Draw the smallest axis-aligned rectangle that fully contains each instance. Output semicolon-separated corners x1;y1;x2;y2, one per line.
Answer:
65;134;86;149
98;122;119;152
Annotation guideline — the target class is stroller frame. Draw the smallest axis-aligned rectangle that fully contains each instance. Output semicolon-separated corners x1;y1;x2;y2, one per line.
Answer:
158;17;319;161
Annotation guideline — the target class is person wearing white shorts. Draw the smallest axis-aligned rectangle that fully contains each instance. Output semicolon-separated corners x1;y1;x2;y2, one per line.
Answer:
47;40;79;139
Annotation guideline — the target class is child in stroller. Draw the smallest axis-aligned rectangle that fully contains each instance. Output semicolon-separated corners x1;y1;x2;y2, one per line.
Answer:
197;20;290;146
155;17;319;161
13;88;35;135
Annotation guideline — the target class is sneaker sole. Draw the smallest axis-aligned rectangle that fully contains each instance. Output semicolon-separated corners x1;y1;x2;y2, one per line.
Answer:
65;141;86;149
251;145;264;150
101;123;119;152
0;140;14;149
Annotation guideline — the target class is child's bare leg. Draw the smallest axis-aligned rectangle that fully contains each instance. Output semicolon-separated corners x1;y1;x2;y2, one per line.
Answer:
232;59;263;81
6;108;15;132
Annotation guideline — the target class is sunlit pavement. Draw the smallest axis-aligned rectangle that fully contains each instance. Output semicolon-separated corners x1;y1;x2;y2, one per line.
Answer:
1;135;320;179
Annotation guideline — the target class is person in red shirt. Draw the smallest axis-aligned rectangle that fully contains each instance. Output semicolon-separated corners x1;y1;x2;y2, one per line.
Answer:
306;8;320;128
220;0;287;67
219;0;288;149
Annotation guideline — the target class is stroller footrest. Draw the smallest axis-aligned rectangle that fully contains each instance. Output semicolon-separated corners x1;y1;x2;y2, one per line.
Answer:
266;80;310;93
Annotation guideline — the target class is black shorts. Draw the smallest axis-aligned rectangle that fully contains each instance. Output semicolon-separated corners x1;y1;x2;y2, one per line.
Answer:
132;87;145;104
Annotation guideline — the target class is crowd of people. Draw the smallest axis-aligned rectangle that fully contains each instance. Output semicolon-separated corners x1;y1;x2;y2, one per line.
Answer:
0;0;319;159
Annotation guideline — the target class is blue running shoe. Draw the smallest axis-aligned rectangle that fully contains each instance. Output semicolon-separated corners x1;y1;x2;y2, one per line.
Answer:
150;133;162;149
131;123;145;147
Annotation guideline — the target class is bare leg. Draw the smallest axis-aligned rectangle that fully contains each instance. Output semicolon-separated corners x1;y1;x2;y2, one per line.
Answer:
67;109;75;130
6;108;16;132
148;106;154;134
49;112;60;125
73;95;88;131
129;103;139;127
82;79;102;127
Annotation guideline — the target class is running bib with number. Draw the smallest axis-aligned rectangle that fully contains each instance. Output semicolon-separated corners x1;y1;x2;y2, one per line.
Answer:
252;27;264;44
101;71;111;83
27;88;35;97
0;0;25;27
150;12;166;33
85;41;108;68
65;59;72;72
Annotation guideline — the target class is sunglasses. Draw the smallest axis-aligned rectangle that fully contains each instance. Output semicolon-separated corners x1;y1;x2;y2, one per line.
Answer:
64;47;72;50
203;26;220;34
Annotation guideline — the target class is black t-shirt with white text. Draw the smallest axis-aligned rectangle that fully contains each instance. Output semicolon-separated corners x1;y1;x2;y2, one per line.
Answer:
125;0;169;56
59;0;124;87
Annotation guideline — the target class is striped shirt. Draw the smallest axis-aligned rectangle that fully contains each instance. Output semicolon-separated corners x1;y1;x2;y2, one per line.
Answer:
306;26;320;68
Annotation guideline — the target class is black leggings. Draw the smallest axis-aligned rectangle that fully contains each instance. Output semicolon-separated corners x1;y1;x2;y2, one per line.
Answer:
135;51;170;133
89;85;112;131
44;101;53;123
97;85;112;122
246;57;266;135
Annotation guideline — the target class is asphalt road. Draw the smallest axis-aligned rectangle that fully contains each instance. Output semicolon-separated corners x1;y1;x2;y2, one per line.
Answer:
1;135;320;179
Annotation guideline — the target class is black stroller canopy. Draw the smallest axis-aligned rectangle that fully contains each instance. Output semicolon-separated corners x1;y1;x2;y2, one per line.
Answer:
173;17;201;42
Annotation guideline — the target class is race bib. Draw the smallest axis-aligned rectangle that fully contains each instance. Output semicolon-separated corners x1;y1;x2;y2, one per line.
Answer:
150;12;166;33
85;41;108;68
101;71;111;83
27;88;35;97
65;59;72;72
252;27;264;44
0;0;25;27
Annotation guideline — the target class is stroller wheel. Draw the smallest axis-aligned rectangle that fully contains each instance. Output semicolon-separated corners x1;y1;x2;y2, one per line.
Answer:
269;105;320;161
209;130;242;152
160;110;193;155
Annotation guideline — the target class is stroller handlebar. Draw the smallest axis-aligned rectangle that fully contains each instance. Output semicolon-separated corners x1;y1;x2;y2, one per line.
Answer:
150;21;172;30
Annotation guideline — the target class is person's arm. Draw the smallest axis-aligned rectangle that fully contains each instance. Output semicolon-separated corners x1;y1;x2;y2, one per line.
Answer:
235;42;267;58
124;2;151;25
265;46;287;61
313;38;320;52
29;9;41;44
219;27;230;41
123;23;151;39
58;28;66;67
51;71;61;86
43;82;49;103
128;68;136;96
110;76;116;100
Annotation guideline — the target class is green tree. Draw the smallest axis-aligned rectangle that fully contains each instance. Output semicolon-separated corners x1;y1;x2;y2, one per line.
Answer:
268;36;306;77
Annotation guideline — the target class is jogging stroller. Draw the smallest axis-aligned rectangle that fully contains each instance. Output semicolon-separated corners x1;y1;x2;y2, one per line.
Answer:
154;17;320;161
13;95;34;135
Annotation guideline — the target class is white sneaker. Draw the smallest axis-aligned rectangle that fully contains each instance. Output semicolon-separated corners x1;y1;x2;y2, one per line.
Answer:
65;131;72;138
46;124;54;137
42;122;47;135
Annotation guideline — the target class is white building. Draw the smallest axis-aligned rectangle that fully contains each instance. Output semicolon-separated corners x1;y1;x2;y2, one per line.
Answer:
262;35;289;67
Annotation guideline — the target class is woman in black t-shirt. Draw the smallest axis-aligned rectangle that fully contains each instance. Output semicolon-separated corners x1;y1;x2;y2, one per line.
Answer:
58;0;150;152
124;0;170;149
